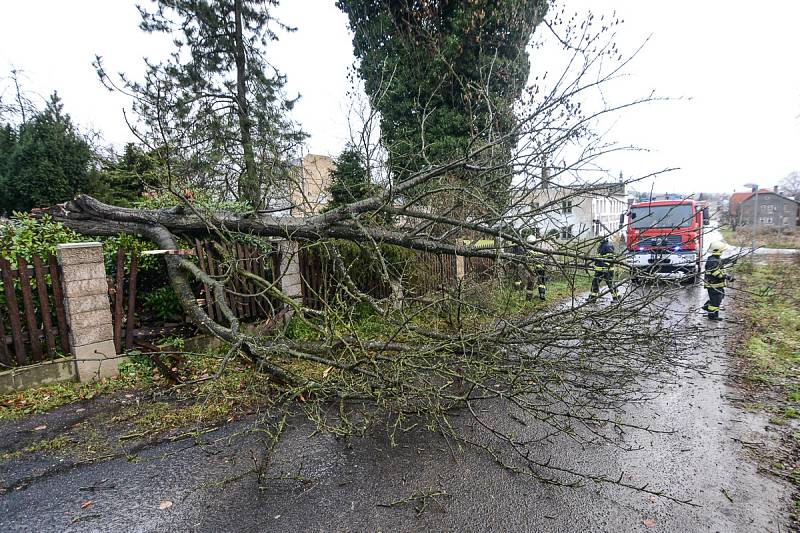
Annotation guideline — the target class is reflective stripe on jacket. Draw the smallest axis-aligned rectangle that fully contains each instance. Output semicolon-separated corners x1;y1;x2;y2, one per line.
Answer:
594;241;616;271
704;254;727;288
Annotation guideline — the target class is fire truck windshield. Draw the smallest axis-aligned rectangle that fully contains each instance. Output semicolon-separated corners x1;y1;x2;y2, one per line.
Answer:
630;204;694;229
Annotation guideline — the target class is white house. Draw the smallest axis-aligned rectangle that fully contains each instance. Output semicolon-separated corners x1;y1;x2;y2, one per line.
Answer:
507;179;628;241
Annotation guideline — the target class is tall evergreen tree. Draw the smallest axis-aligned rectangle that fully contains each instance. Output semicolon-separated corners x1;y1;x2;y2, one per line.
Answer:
0;93;93;214
327;144;374;209
336;0;548;213
99;0;305;210
92;143;156;207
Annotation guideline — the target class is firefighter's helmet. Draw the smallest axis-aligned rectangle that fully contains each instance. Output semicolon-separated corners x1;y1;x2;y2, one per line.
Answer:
708;241;727;255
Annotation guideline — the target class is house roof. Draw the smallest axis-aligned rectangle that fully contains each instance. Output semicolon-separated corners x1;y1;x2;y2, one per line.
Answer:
730;189;800;216
729;189;771;216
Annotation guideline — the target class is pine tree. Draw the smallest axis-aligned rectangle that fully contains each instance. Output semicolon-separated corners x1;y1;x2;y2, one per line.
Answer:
327;144;374;209
92;143;156;207
101;0;306;210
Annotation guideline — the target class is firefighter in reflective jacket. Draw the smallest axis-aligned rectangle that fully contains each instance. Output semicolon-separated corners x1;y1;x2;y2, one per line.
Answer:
588;238;620;302
703;241;736;321
512;243;547;301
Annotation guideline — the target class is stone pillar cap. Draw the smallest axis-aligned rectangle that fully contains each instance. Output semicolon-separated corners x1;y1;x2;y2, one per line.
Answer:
57;242;102;249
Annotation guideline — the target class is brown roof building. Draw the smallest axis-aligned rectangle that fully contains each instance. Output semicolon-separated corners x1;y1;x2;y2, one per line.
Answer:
731;187;800;228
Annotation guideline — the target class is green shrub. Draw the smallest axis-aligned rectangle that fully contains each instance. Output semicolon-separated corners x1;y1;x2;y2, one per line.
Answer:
284;316;319;341
141;286;183;321
0;213;86;261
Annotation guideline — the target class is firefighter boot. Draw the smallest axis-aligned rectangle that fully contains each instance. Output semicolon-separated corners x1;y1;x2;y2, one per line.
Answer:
707;311;723;321
538;286;546;301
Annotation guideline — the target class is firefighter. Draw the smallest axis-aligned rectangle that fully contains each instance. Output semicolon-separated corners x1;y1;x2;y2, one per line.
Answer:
702;241;736;321
512;238;547;301
588;237;619;302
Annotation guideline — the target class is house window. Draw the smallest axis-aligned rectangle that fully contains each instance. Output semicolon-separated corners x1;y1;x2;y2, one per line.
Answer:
561;225;573;239
562;200;572;214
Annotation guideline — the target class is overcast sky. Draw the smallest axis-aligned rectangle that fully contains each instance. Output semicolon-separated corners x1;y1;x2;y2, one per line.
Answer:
1;1;798;194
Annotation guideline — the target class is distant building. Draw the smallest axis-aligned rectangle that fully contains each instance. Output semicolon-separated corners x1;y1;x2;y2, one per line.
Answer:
508;172;628;240
732;186;800;228
291;153;335;216
728;188;771;223
272;153;335;216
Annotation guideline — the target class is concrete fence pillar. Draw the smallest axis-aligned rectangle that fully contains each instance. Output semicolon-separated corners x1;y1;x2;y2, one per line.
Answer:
278;240;303;303
455;255;465;280
56;242;121;382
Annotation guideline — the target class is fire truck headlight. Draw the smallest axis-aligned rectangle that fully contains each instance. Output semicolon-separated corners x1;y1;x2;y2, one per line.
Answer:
638;246;645;251
674;245;681;251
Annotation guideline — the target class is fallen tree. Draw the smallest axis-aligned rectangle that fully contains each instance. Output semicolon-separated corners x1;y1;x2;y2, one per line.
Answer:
40;0;705;503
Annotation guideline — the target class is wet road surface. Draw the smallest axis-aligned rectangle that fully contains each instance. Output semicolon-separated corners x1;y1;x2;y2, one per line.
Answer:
0;282;793;532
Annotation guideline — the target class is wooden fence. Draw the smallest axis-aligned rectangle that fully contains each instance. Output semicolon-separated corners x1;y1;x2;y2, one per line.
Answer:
0;240;497;369
298;248;489;307
107;248;140;354
464;256;495;279
0;254;70;367
413;251;459;293
194;240;283;323
106;242;285;353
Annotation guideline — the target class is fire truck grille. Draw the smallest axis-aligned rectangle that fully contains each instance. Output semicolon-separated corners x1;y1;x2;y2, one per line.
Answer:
636;235;682;248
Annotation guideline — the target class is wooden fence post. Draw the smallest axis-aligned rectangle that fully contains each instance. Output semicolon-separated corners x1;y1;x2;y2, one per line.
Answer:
0;257;26;365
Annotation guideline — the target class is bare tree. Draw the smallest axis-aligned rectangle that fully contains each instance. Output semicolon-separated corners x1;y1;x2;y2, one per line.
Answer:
0;69;38;124
779;170;800;200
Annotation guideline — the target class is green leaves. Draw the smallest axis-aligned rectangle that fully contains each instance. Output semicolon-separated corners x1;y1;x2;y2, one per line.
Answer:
337;0;548;212
0;213;85;262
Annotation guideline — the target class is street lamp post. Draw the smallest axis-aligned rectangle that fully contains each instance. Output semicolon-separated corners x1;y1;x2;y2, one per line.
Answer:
744;182;759;258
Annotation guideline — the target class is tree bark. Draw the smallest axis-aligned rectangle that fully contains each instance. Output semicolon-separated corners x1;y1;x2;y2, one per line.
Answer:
233;0;260;210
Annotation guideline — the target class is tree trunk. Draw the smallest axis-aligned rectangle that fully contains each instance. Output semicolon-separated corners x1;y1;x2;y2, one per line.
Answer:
234;0;260;210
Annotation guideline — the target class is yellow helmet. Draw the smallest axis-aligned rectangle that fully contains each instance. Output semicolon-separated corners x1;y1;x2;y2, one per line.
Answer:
708;241;727;255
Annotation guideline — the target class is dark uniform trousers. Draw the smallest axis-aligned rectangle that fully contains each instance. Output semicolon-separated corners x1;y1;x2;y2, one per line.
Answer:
590;252;619;300
519;263;546;301
703;253;734;319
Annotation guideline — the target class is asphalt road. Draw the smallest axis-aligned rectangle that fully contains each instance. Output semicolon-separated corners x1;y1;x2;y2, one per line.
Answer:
0;279;793;532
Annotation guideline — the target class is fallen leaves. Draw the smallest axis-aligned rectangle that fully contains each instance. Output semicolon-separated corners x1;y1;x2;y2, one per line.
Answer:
159;500;173;510
33;425;47;431
80;500;92;509
642;518;656;528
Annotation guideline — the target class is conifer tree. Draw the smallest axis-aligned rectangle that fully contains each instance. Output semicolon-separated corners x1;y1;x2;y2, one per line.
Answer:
98;0;305;210
0;93;93;214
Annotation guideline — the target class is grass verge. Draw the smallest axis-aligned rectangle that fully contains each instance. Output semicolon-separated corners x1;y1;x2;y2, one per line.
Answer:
721;227;800;250
734;258;800;523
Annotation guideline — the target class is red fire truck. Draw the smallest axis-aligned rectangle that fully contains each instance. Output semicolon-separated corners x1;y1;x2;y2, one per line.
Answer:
624;199;710;282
